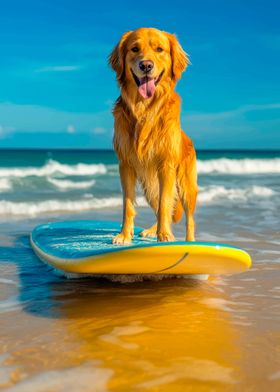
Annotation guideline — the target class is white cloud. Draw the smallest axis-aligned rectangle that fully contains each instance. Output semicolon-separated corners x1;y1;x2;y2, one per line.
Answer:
0;101;279;149
35;65;81;73
0;101;113;136
91;127;107;135
183;102;280;149
184;102;280;123
67;124;75;134
0;124;15;138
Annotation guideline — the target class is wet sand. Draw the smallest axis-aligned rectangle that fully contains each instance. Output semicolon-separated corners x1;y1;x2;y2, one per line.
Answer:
0;208;280;391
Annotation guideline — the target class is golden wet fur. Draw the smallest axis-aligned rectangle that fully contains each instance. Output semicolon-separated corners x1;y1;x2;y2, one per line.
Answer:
109;27;198;243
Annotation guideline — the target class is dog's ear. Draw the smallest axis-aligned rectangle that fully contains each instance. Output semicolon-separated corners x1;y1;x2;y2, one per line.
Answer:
109;31;132;81
167;33;189;81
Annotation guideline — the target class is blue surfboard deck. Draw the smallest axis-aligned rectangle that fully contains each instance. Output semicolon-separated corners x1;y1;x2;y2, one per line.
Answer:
30;220;252;275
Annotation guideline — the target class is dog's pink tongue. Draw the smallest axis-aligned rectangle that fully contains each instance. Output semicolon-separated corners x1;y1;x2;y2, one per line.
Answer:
138;77;156;99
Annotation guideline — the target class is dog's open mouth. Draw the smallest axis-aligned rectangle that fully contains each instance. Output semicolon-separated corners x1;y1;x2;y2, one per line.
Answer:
131;70;164;99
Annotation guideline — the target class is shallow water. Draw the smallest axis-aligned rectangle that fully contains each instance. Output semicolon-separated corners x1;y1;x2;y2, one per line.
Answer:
0;206;280;392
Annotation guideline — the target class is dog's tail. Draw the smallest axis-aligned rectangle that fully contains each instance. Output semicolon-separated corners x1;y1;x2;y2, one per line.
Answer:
172;200;184;224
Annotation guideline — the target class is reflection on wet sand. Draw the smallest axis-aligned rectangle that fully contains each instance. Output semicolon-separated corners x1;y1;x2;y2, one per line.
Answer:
1;256;240;391
48;277;241;391
1;229;280;391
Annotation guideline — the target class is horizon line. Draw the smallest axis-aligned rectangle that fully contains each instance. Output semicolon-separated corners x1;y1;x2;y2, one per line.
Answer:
0;148;280;153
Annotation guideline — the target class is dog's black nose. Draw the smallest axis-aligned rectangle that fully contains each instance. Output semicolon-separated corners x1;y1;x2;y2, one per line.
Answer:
139;60;154;73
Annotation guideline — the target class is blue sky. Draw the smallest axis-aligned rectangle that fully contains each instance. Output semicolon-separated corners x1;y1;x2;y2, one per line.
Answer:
0;0;279;149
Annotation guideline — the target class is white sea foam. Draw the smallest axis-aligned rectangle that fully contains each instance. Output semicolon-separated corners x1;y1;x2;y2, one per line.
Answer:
60;272;209;282
47;177;96;190
0;184;276;217
0;196;148;217
0;159;107;178
0;158;279;184
5;363;112;392
198;185;276;204
0;179;12;191
136;357;235;387
0;278;17;286
0;296;25;314
197;158;280;174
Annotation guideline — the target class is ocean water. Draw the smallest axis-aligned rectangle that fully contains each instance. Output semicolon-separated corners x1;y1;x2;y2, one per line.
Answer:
0;149;279;223
0;149;280;391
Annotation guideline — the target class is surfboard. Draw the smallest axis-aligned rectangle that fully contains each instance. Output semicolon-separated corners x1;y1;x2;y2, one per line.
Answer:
30;220;252;275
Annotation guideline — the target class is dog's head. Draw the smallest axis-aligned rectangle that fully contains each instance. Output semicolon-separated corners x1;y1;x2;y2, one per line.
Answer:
109;28;189;99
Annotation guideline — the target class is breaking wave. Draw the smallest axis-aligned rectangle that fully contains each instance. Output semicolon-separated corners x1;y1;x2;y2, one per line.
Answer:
0;159;107;178
0;158;279;184
0;179;12;192
199;185;276;203
0;196;148;217
47;177;96;190
0;185;276;217
197;158;280;174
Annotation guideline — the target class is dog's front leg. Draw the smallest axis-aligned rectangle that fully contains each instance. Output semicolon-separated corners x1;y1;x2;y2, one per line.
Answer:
157;165;176;242
113;162;136;244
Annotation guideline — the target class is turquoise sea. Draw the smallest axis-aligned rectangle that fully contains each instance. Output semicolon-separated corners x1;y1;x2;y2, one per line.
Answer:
0;149;279;391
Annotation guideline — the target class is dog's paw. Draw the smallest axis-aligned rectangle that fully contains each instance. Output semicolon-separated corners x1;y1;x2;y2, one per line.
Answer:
157;232;175;242
186;234;195;242
112;232;132;245
140;227;157;238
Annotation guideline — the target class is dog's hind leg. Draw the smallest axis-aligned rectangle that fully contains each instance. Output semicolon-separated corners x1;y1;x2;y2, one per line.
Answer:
140;199;183;237
140;174;184;238
140;223;157;238
180;186;197;241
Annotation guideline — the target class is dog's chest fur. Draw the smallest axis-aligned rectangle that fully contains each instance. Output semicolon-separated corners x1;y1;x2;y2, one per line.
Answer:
113;95;181;174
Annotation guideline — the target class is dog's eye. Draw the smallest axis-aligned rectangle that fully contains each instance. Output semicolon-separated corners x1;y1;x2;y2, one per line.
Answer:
131;47;139;53
156;47;163;52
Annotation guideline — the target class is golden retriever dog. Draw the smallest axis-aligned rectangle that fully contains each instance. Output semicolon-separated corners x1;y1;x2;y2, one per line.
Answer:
109;27;197;244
